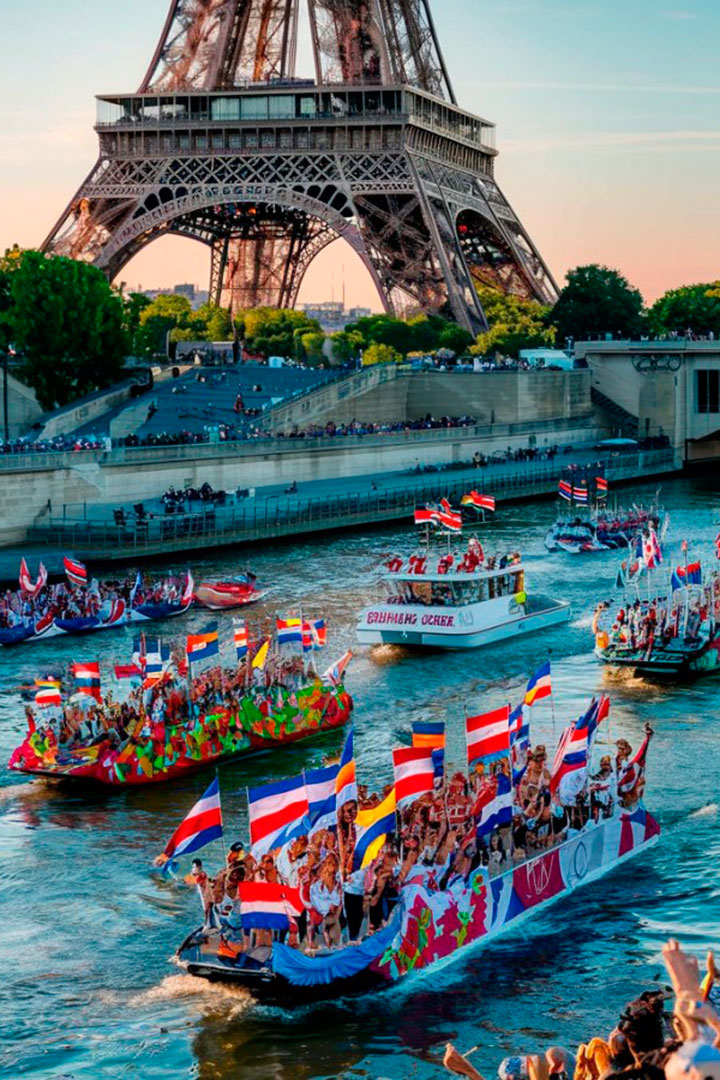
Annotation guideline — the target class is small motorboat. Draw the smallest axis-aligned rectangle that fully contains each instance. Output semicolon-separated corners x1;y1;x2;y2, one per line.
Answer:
194;573;266;610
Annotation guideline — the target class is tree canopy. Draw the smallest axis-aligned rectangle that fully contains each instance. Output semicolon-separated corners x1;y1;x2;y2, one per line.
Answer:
647;282;720;339
0;248;127;410
234;307;322;360
345;312;473;357
472;287;555;358
361;342;401;366
550;264;645;342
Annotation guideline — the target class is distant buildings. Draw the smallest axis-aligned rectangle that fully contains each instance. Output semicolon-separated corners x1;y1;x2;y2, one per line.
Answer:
132;283;210;308
299;301;372;331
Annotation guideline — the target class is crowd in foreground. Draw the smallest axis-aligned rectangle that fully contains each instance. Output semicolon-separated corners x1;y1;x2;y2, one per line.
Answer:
445;938;720;1080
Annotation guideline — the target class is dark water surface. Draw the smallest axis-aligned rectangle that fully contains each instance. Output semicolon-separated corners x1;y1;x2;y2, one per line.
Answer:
2;475;720;1079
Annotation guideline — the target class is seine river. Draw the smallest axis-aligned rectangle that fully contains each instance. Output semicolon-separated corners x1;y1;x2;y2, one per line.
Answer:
2;474;719;1080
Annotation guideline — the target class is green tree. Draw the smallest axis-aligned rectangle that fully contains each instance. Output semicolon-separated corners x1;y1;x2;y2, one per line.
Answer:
194;302;233;342
345;314;415;355
329;329;364;365
122;291;151;354
472;287;555;358
550;264;645;342
235;307;322;358
1;248;127;409
437;322;474;355
299;331;327;365
361;342;401;366
136;293;193;357
647;282;720;339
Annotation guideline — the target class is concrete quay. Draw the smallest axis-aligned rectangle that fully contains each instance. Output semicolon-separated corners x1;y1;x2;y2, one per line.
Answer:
26;448;678;563
0;415;604;547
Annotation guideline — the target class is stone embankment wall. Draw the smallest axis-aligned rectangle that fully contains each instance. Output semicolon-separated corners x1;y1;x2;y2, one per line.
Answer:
0;415;604;545
266;368;591;430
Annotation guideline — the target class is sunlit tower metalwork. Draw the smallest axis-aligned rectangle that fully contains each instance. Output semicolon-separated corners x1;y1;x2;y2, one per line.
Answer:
43;0;557;330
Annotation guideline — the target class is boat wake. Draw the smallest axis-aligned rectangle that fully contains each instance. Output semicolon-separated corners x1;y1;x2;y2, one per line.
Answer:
130;972;253;1018
689;802;719;819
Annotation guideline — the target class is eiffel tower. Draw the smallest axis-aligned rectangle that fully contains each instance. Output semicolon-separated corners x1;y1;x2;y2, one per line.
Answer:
43;0;557;331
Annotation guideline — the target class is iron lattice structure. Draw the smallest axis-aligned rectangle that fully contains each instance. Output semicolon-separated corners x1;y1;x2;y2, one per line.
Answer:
43;0;557;330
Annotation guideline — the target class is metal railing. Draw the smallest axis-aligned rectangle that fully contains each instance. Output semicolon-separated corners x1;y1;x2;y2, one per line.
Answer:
27;449;678;559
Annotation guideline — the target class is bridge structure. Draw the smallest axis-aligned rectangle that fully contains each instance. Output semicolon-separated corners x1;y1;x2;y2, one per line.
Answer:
42;0;558;333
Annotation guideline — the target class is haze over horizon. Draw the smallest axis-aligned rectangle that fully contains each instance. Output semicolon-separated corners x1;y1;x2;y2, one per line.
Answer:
1;0;718;310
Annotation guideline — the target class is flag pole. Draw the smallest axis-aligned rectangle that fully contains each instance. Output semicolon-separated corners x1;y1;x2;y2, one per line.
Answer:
548;650;557;746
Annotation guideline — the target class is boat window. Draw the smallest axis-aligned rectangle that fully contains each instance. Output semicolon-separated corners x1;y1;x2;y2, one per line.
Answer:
409;581;433;605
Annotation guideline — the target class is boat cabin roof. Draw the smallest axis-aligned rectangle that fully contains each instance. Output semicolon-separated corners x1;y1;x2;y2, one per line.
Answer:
388;563;524;583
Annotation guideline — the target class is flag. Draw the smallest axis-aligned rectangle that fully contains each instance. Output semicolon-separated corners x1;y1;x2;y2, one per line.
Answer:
524;661;552;707
392;747;436;809
144;640;171;687
34;677;61;708
414;507;438;525
322;649;352;686
252;638;270;670
353;789;397;870
436;507;463;532
461;491;495;512
671;562;702;590
476;772;513;838
550;697;608;793
509;704;530;785
238;881;303;932
466;705;510;765
161;777;223;861
247;774;309;856
642;533;656;570
129;570;142;604
181;570;194;606
715;532;720;561
63;556;87;587
233;619;249;659
276;617;303;645
186;624;219;665
310;618;327;648
617;730;652;798
558;480;572;501
304;763;339;832
595;476;608;497
335;727;357;809
114;664;142;680
411;719;445;750
19;558;46;596
573;485;589;504
71;661;101;702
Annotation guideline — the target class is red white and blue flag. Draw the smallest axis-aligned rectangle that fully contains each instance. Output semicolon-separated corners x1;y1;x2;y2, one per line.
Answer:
238;881;303;932
181;570;194;606
524;661;552;707
437;499;463;532
248;774;309;856
475;772;513;838
63;556;87;587
144;640;171;687
509;703;530;785
550;696;610;793
414;507;438;526
617;730;652;798
466;705;510;765
335;727;357;810
595;476;608;497
671;561;702;590
71;661;101;702
573;485;589;505
392;746;436;809
304;763;339;833
233;619;249;659
302;618;326;652
322;649;352;686
558;480;572;501
162;777;223;861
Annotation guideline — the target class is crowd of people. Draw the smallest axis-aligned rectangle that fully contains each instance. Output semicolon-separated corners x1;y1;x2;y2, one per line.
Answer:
180;721;652;957
17;650;339;782
595;581;720;657
0;434;106;455
444;937;720;1080
0;572;186;631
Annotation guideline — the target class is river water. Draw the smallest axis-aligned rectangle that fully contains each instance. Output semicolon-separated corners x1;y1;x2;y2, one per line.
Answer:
2;474;719;1080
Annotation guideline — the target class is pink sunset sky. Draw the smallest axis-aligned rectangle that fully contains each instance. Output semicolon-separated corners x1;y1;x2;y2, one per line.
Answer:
1;0;718;309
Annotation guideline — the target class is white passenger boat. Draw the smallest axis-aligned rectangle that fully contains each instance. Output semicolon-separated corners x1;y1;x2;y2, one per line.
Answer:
356;547;570;649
